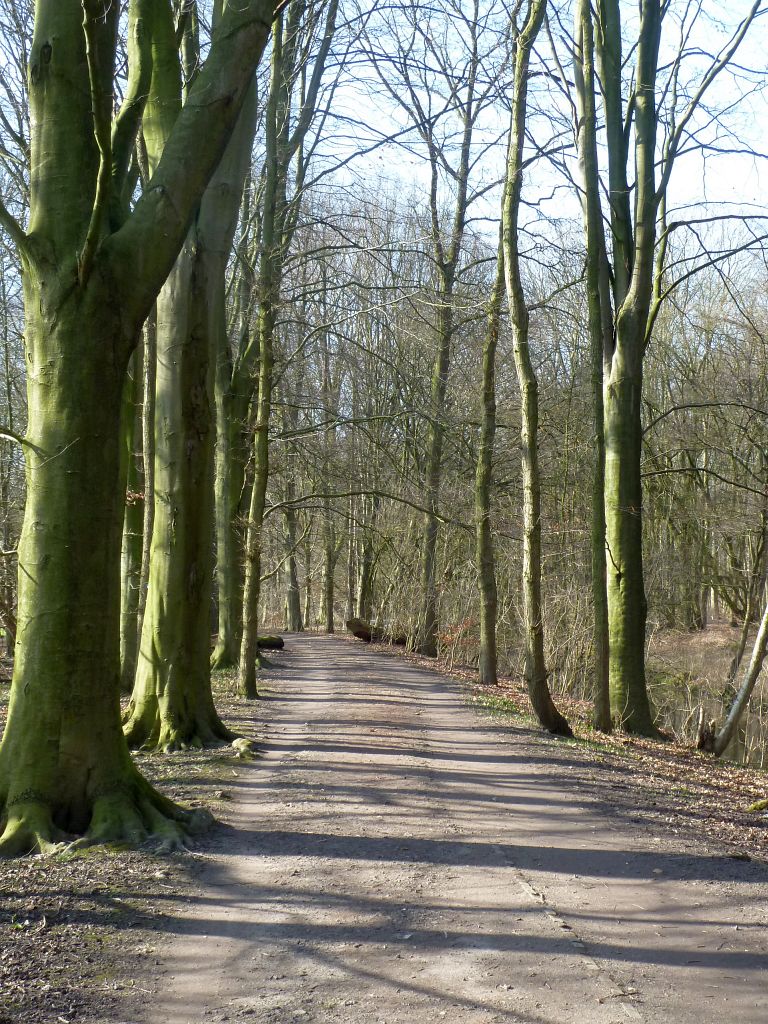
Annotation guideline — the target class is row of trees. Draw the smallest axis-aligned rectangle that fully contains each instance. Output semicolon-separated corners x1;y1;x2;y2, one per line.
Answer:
0;0;766;853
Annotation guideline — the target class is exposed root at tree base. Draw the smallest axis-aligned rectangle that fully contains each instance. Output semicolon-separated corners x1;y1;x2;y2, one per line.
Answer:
210;646;238;671
0;772;214;858
547;719;575;738
0;801;66;857
123;706;240;754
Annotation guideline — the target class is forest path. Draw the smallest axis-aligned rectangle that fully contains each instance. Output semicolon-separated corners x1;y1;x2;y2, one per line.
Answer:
145;634;768;1024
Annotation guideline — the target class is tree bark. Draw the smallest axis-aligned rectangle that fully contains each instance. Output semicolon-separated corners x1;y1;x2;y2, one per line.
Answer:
209;84;258;670
124;3;246;751
283;504;304;632
597;0;661;734
574;0;611;732
502;0;572;737
417;282;453;657
123;233;233;750
474;232;503;686
0;0;274;854
136;309;156;649
119;345;145;694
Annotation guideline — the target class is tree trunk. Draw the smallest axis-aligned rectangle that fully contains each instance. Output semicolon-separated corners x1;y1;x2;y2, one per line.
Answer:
283;504;304;632
124;236;233;750
604;341;656;733
0;0;274;854
303;532;312;628
475;234;503;686
209;86;258;671
356;494;379;624
502;0;572;737
124;5;256;749
574;0;611;732
323;519;336;633
345;499;356;621
0;288;208;854
238;14;283;699
238;328;272;698
417;288;452;657
119;346;145;694
710;596;768;757
212;369;248;668
136;310;156;649
596;0;661;735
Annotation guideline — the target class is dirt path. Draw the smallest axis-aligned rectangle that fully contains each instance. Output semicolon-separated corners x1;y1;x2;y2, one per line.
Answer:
144;634;768;1024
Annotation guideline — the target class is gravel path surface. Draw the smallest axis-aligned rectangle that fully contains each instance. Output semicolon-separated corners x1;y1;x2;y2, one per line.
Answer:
144;634;768;1024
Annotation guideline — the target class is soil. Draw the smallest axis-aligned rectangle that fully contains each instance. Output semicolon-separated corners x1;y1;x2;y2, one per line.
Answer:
1;635;767;1024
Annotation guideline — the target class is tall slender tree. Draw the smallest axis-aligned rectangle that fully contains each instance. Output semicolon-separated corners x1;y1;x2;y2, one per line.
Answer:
474;230;504;685
366;0;508;656
502;0;572;736
239;0;338;697
573;0;762;733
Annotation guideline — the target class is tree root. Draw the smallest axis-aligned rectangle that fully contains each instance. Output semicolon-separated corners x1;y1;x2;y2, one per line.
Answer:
210;644;238;671
123;703;238;753
0;773;214;858
546;717;574;739
0;801;65;857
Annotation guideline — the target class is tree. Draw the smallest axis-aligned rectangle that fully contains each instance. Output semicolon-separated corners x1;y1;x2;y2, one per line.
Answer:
572;0;611;731
0;0;273;855
501;0;572;736
474;230;503;685
365;0;508;656
571;0;763;733
239;0;338;698
124;2;257;750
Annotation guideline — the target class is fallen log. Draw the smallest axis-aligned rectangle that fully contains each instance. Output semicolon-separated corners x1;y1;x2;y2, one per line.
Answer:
346;618;378;642
346;619;408;646
257;635;284;650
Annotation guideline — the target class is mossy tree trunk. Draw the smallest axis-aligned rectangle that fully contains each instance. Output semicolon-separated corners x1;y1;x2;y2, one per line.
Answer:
136;310;156;649
417;281;453;657
212;189;257;671
474;232;504;686
595;0;659;734
208;88;258;670
0;0;274;854
502;0;572;737
119;345;145;694
573;0;611;732
124;3;239;751
211;368;251;668
124;229;234;750
587;0;757;733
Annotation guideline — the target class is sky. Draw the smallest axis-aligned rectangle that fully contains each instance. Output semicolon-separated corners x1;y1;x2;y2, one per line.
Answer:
315;0;768;268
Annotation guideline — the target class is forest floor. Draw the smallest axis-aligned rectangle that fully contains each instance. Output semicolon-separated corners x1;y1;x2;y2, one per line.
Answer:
1;633;767;1024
